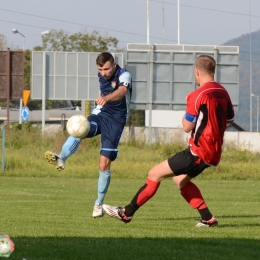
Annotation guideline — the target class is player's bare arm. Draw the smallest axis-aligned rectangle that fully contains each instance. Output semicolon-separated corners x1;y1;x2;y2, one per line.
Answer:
182;112;196;133
95;86;128;106
182;117;196;133
106;85;128;102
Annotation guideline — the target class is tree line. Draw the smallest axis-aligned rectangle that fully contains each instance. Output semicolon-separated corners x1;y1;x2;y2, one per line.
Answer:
0;29;144;127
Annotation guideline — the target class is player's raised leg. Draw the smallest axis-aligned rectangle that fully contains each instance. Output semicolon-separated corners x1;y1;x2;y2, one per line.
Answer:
45;151;65;171
45;136;81;170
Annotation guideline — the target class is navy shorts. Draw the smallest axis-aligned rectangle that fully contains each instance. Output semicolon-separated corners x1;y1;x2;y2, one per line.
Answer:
167;147;209;178
84;114;124;161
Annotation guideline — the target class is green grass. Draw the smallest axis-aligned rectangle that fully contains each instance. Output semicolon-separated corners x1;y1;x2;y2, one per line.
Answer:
1;125;260;180
1;124;260;259
1;177;260;260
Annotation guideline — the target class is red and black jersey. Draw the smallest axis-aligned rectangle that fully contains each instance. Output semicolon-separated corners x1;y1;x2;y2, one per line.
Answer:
186;81;235;166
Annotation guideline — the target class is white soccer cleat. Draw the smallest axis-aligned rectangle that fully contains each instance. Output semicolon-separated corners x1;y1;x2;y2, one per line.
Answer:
196;216;218;227
102;204;132;223
45;151;65;171
92;203;104;218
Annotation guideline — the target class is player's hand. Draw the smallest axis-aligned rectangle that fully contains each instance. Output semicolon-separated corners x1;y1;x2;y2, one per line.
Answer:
95;96;107;106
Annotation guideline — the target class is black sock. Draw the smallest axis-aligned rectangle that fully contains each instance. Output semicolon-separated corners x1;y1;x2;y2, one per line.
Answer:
124;203;139;217
198;208;212;221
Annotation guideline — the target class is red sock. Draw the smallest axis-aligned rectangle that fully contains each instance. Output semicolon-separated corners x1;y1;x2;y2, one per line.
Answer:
132;178;160;207
180;181;207;210
124;179;161;216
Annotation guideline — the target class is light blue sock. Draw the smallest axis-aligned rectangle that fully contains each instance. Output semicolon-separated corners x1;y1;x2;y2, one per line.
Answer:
60;136;81;161
95;170;111;205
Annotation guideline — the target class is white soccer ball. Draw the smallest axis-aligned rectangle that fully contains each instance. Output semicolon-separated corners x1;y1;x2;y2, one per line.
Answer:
66;114;90;138
0;235;15;257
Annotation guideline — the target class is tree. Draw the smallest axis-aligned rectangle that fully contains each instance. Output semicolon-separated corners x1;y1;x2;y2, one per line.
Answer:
126;110;145;132
24;50;31;90
36;29;119;52
25;29;124;110
0;34;7;50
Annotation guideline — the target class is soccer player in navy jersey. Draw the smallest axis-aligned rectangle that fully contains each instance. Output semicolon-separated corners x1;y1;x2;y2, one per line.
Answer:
45;52;132;218
103;55;235;227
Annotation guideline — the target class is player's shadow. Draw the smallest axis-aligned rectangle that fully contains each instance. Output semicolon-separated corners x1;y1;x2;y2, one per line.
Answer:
10;236;260;260
163;214;260;227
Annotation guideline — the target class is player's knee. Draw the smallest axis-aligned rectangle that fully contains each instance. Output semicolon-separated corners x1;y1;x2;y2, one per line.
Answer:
99;159;110;172
147;167;164;182
148;167;156;179
86;121;99;138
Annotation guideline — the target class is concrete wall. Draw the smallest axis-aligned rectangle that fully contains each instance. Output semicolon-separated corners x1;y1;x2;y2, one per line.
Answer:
121;127;260;153
1;109;259;152
145;110;184;128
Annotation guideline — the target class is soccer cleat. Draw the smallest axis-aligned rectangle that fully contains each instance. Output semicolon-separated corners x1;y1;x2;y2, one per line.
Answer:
102;204;132;223
92;203;104;218
196;216;218;227
45;151;65;171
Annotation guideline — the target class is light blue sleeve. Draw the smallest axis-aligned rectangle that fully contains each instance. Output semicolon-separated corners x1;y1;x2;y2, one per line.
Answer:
119;71;131;86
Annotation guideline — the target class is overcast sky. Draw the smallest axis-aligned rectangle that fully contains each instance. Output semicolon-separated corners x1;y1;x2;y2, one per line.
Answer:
1;0;260;50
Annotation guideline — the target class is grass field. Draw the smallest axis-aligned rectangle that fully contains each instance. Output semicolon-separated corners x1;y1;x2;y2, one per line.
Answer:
1;177;260;260
1;126;260;259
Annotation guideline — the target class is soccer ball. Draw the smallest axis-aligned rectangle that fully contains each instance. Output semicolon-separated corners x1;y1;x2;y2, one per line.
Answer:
66;114;90;138
0;235;15;257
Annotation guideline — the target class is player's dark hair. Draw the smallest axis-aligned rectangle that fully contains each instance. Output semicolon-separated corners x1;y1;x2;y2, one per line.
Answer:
195;55;216;76
96;52;115;66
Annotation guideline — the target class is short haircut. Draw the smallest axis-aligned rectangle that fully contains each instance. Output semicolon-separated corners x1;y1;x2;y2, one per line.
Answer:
195;55;216;76
96;52;114;66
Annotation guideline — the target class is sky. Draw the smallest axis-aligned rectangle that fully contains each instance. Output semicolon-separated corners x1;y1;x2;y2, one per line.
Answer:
1;0;260;50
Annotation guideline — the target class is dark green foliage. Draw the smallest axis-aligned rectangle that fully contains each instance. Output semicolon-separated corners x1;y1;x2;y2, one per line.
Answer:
37;29;119;52
126;110;145;127
24;50;31;90
222;147;260;163
157;142;187;158
5;122;43;150
1;125;260;180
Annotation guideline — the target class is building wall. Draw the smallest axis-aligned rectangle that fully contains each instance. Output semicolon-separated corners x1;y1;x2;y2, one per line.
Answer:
2;109;259;152
145;110;185;128
121;127;260;153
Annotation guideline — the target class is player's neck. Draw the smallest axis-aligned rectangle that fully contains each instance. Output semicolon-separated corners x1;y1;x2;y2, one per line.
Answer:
200;78;215;87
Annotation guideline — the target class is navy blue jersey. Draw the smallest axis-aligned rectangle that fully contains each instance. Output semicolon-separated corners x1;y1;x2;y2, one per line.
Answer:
92;65;132;124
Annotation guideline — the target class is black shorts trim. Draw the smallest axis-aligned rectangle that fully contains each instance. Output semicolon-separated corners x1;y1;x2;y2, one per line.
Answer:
167;147;209;178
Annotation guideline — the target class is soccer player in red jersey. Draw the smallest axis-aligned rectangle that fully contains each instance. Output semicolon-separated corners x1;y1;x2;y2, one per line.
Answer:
103;55;235;227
